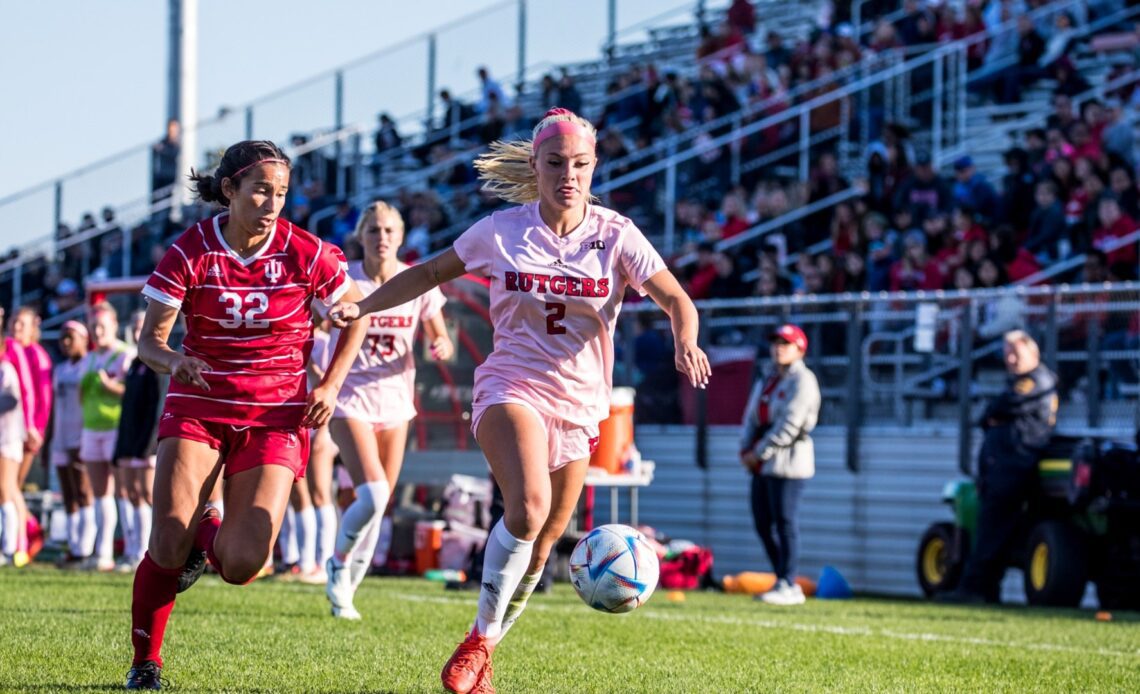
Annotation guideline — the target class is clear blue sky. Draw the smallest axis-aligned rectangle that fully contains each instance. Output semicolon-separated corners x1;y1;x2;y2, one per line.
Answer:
0;0;686;247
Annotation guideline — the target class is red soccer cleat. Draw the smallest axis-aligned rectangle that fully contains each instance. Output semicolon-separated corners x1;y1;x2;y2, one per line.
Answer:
469;659;495;694
440;630;494;694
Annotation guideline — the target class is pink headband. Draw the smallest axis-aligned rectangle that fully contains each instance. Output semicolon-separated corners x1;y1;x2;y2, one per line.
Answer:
62;320;89;338
532;120;596;152
228;158;288;180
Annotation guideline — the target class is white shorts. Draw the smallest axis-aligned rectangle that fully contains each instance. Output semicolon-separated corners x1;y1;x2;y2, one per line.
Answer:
51;448;79;467
471;390;599;472
118;456;156;469
0;441;21;463
80;429;118;464
335;378;416;426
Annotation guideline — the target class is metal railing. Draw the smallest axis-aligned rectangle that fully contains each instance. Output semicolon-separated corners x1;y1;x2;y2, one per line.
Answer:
618;282;1140;470
7;1;1128;311
1;0;737;253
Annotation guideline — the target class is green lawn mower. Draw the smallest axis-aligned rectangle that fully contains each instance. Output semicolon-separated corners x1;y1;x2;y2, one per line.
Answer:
916;435;1140;609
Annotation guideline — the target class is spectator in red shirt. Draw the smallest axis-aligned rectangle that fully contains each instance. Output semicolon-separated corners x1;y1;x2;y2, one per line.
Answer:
1093;194;1139;267
890;230;944;291
717;191;752;239
992;225;1042;283
1068;122;1101;162
727;0;756;36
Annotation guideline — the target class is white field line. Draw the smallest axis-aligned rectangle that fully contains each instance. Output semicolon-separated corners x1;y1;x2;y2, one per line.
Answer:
390;592;1140;660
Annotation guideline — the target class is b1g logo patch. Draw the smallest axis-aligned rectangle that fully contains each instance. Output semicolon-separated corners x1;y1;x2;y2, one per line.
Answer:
581;240;606;251
588;436;600;454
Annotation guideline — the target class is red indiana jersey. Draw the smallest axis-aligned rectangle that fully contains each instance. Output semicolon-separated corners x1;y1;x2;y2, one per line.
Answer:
142;214;350;427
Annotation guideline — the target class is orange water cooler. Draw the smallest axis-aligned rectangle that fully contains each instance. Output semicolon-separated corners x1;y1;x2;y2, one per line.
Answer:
590;387;635;474
414;520;446;574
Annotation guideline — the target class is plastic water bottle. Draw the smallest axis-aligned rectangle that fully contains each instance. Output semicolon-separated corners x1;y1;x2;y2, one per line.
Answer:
424;569;466;583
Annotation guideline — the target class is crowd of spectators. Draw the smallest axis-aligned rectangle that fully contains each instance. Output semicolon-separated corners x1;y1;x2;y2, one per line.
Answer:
5;0;1140;330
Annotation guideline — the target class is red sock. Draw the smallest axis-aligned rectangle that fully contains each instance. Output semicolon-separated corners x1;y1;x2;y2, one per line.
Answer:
195;514;254;585
131;553;182;667
196;512;222;570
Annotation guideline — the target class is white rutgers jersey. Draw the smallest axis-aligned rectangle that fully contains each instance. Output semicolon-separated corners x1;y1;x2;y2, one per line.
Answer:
330;260;446;424
453;202;666;427
51;358;85;452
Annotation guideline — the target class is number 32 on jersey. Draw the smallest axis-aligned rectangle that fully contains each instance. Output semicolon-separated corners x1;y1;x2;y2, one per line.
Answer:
218;291;270;329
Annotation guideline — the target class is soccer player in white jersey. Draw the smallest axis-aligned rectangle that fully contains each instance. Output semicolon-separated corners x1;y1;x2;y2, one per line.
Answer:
325;200;452;619
52;321;96;566
331;107;710;694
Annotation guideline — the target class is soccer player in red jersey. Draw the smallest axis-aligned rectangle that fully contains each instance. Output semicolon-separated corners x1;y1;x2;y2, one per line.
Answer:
124;140;368;690
331;109;710;694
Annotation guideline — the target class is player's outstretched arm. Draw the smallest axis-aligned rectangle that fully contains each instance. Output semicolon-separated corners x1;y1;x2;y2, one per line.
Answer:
642;269;711;390
304;279;369;428
139;301;210;390
329;248;467;327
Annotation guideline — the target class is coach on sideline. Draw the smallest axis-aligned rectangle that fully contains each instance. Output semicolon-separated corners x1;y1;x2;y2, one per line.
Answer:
739;324;821;606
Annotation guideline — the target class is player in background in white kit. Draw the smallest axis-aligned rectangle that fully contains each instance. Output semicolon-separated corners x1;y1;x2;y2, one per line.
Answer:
330;108;710;694
52;321;96;566
0;335;26;565
325;200;453;619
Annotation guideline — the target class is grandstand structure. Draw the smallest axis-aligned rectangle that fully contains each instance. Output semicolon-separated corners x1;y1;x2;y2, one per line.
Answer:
2;0;1138;600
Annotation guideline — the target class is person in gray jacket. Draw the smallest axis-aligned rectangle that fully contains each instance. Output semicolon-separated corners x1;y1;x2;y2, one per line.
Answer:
739;324;821;605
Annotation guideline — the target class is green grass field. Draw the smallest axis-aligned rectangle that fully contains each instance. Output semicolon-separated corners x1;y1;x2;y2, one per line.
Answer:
1;566;1137;693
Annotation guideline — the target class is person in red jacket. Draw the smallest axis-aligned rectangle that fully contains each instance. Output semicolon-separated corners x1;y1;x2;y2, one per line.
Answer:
1092;194;1139;267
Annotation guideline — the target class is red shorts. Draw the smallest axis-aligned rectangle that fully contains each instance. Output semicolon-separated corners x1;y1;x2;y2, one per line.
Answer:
158;415;310;480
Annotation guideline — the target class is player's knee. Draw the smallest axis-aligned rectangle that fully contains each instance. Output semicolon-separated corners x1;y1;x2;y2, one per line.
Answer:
220;554;267;585
506;496;550;539
149;518;194;568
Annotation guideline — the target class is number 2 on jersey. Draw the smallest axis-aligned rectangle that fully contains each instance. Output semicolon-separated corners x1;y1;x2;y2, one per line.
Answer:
545;302;566;335
218;291;270;329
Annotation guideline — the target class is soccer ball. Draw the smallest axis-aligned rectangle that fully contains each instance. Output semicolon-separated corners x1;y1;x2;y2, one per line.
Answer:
569;524;659;613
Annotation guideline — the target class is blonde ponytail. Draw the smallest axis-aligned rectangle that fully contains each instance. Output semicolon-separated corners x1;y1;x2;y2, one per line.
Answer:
474;108;598;204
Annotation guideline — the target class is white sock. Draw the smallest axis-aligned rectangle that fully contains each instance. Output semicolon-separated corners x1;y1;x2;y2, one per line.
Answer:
349;517;380;588
315;504;337;568
94;495;117;561
278;505;299;565
135;503;153;561
67;511;81;556
298;505;317;572
118;498;136;561
500;571;543;639
333;480;389;564
372;516;392;568
207;498;225;518
475;521;535;643
0;501;16;556
79;504;96;556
